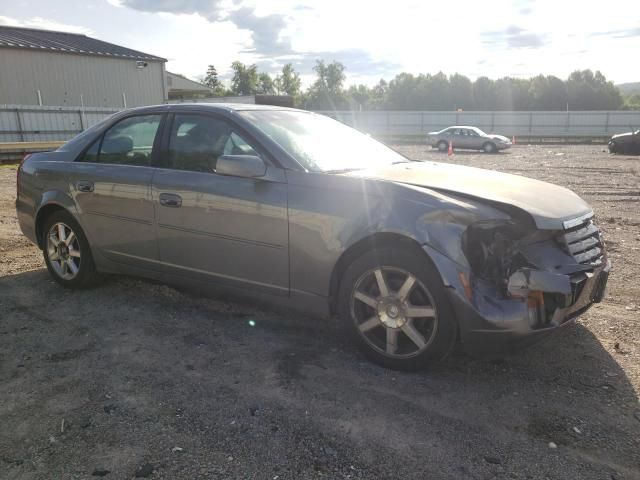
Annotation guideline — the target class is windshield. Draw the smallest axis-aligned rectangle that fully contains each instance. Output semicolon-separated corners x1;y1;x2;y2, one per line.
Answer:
239;110;408;172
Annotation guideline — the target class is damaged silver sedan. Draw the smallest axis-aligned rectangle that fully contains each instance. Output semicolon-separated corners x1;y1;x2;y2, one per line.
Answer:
16;104;610;370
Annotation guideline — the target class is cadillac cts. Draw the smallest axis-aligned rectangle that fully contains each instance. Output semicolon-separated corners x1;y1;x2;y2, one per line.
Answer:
16;104;610;370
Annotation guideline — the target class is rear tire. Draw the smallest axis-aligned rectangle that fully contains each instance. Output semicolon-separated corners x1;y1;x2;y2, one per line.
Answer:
483;142;496;154
337;247;457;370
437;141;448;152
42;210;100;289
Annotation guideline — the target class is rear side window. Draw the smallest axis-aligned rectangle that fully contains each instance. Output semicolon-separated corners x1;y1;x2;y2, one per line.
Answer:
167;114;261;173
78;114;161;166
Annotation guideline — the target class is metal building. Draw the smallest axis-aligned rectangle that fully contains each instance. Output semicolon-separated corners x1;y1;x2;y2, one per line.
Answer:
166;72;211;100
0;25;167;108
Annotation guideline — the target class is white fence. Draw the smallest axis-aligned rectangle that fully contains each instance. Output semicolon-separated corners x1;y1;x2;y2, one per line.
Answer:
0;105;118;143
321;110;640;138
2;105;639;144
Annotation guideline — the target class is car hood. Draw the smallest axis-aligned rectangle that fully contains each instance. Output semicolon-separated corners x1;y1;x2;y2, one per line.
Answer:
610;132;636;141
344;161;592;230
488;134;510;142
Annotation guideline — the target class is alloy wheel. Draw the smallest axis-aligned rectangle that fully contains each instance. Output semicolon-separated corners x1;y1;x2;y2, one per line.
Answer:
350;267;438;358
46;222;81;280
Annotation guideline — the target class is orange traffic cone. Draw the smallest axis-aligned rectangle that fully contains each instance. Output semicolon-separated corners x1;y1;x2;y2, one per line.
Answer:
512;135;516;145
447;140;454;156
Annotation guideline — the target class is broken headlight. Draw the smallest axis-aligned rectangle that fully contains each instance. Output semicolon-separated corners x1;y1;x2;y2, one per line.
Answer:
462;220;532;291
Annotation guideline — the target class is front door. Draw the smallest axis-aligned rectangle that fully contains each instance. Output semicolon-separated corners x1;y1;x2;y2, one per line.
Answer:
152;113;289;295
68;113;163;269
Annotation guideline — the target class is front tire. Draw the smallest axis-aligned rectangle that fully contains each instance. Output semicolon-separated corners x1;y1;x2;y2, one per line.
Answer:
483;142;496;153
42;210;99;288
337;247;457;370
437;141;448;152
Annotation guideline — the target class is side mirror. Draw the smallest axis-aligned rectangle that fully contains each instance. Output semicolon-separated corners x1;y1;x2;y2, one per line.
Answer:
216;155;266;178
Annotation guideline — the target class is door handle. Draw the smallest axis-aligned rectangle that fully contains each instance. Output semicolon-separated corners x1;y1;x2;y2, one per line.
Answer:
76;181;94;193
159;193;182;208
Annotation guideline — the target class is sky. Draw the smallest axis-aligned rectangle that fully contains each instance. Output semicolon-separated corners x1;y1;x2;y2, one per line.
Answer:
1;0;638;87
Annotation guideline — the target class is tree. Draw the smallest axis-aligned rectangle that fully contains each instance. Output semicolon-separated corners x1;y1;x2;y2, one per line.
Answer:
274;63;302;97
203;65;226;96
385;73;419;110
306;60;348;110
527;75;567;110
347;84;371;110
623;93;640;110
230;61;258;96
566;70;623;110
369;79;388;110
473;77;497;110
257;72;275;95
449;74;475;110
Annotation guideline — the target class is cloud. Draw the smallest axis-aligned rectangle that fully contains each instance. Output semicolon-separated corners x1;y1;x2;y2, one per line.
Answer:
229;7;291;56
119;0;291;57
116;1;399;78
255;48;400;79
514;0;534;15
482;25;547;49
0;15;94;35
118;0;227;20
590;27;640;39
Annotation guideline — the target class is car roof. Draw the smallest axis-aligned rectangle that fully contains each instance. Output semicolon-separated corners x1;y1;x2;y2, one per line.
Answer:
121;103;302;115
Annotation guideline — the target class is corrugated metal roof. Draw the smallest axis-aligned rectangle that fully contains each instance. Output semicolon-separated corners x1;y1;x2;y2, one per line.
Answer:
0;25;166;62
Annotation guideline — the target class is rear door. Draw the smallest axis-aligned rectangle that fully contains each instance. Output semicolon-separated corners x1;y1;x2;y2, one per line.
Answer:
68;113;164;269
152;112;289;295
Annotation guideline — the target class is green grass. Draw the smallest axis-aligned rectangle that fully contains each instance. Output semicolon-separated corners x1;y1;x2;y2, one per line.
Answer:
0;163;18;169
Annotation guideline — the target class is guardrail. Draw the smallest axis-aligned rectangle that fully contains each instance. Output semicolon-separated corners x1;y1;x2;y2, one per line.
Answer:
319;110;640;139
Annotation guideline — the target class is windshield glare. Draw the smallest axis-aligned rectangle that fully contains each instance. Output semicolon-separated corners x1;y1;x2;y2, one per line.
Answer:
239;110;408;172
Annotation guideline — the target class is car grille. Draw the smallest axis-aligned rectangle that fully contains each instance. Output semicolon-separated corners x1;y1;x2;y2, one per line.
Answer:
560;217;604;266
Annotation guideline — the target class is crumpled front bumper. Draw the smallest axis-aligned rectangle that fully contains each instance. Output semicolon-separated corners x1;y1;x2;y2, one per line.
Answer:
422;244;611;355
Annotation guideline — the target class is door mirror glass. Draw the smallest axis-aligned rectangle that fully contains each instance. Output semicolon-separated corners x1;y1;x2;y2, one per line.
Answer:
216;155;266;178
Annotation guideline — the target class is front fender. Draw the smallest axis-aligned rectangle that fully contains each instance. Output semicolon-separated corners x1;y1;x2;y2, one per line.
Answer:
396;184;513;268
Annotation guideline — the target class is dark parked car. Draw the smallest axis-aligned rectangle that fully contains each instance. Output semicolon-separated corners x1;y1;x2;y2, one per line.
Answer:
608;129;640;154
427;126;511;153
16;104;610;370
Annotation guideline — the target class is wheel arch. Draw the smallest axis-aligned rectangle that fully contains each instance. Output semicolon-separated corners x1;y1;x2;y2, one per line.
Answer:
35;203;74;249
328;232;435;315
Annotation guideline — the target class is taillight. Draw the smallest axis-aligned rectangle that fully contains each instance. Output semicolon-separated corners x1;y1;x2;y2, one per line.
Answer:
16;153;31;199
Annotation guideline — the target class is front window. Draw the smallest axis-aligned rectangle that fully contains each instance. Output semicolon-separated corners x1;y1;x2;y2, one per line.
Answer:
239;110;408;173
166;114;261;173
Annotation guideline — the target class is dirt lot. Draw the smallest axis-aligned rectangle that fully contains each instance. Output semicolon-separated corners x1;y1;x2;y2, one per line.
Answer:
1;145;639;480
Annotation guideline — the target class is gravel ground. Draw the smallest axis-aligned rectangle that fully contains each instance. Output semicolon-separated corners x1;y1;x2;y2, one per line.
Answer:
0;145;639;480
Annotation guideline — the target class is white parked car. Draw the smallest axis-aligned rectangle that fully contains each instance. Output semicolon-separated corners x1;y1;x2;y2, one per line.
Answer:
427;126;512;153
